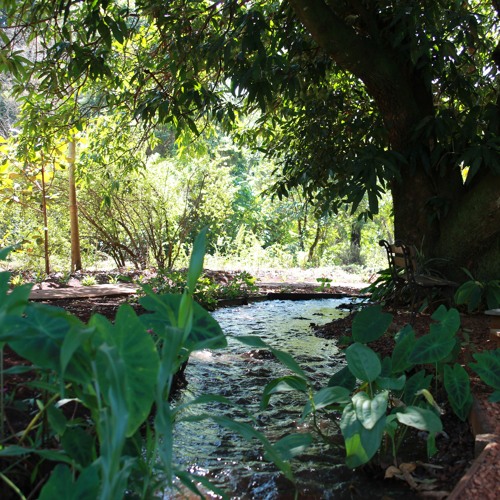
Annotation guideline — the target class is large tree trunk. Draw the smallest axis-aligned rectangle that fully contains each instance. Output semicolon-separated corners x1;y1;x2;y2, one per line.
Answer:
436;171;500;279
289;0;500;279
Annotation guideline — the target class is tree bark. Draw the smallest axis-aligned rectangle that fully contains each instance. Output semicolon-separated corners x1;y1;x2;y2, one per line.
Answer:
436;171;500;279
288;0;500;278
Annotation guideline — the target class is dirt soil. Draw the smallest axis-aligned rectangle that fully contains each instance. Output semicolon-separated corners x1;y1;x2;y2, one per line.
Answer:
3;269;499;498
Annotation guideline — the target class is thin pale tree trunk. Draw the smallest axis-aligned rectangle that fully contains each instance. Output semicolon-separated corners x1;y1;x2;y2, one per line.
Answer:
68;140;82;271
40;161;50;274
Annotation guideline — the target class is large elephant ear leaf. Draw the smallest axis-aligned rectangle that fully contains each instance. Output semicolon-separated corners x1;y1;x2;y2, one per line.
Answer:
340;403;386;468
93;304;160;437
140;294;226;351
345;343;381;382
352;305;393;343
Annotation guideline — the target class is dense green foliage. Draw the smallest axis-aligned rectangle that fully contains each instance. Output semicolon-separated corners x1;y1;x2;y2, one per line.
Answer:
263;304;479;468
0;1;498;279
0;239;303;498
0;118;393;272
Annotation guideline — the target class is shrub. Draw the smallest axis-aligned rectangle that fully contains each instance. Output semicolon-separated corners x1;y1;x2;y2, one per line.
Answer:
262;304;474;469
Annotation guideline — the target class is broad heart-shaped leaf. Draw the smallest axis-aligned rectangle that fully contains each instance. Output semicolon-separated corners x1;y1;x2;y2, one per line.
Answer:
485;283;500;309
444;363;472;416
302;386;351;419
352;391;388;430
345;343;381;382
61;427;96;467
408;331;455;364
391;325;416;374
39;464;99;500
140;293;226;351
328;365;357;391
0;272;31;316
90;305;160;437
5;303;91;384
470;349;500;391
395;406;442;433
352;305;393;343
403;369;433;405
340;403;386;468
375;374;406;391
431;306;460;338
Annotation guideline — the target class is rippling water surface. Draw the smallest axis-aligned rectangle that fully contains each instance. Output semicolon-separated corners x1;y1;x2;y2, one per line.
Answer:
167;298;416;499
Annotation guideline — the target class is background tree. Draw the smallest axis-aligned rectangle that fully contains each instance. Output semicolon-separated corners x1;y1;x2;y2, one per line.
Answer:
1;0;498;277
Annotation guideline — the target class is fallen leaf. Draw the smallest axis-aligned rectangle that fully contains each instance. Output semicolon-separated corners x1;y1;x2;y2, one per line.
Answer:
385;465;401;479
399;462;417;473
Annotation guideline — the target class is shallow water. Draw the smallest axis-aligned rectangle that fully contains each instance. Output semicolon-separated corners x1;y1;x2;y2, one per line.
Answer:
167;299;416;499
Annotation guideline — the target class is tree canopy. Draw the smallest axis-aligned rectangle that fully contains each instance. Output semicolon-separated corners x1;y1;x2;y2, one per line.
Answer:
0;0;499;277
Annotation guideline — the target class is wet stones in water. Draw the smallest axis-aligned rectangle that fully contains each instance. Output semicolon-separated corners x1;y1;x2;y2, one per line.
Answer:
241;349;276;361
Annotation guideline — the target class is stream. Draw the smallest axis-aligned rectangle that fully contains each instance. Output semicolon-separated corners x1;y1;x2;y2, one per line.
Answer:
167;298;417;499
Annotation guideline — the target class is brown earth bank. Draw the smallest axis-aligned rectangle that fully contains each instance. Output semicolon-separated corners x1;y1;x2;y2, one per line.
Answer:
2;269;499;498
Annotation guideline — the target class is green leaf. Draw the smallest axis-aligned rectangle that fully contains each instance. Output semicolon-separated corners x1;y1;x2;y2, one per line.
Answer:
328;366;357;390
426;432;438;457
90;305;160;436
409;331;455;364
376;374;406;391
187;227;207;294
0;245;18;260
60;325;93;380
140;294;227;351
352;305;393;343
46;404;67;436
431;306;460;336
340;403;386;468
345;343;381;382
395;406;442;433
469;349;500;391
391;325;416;374
39;464;99;500
5;304;90;384
0;280;32;316
444;363;472;419
261;376;308;409
61;427;96;467
352;391;388;430
380;356;392;376
302;386;351;419
403;370;433;405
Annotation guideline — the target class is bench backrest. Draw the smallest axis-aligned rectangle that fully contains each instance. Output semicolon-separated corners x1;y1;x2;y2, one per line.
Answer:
379;239;417;283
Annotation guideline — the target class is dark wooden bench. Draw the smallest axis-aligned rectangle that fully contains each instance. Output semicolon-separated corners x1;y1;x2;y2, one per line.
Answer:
379;239;457;310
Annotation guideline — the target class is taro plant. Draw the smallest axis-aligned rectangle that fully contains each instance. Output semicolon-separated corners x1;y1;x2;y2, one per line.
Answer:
260;304;473;470
0;234;296;498
469;349;500;402
454;268;500;312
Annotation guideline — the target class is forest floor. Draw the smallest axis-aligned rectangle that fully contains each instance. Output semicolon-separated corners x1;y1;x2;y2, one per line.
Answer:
3;267;499;498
